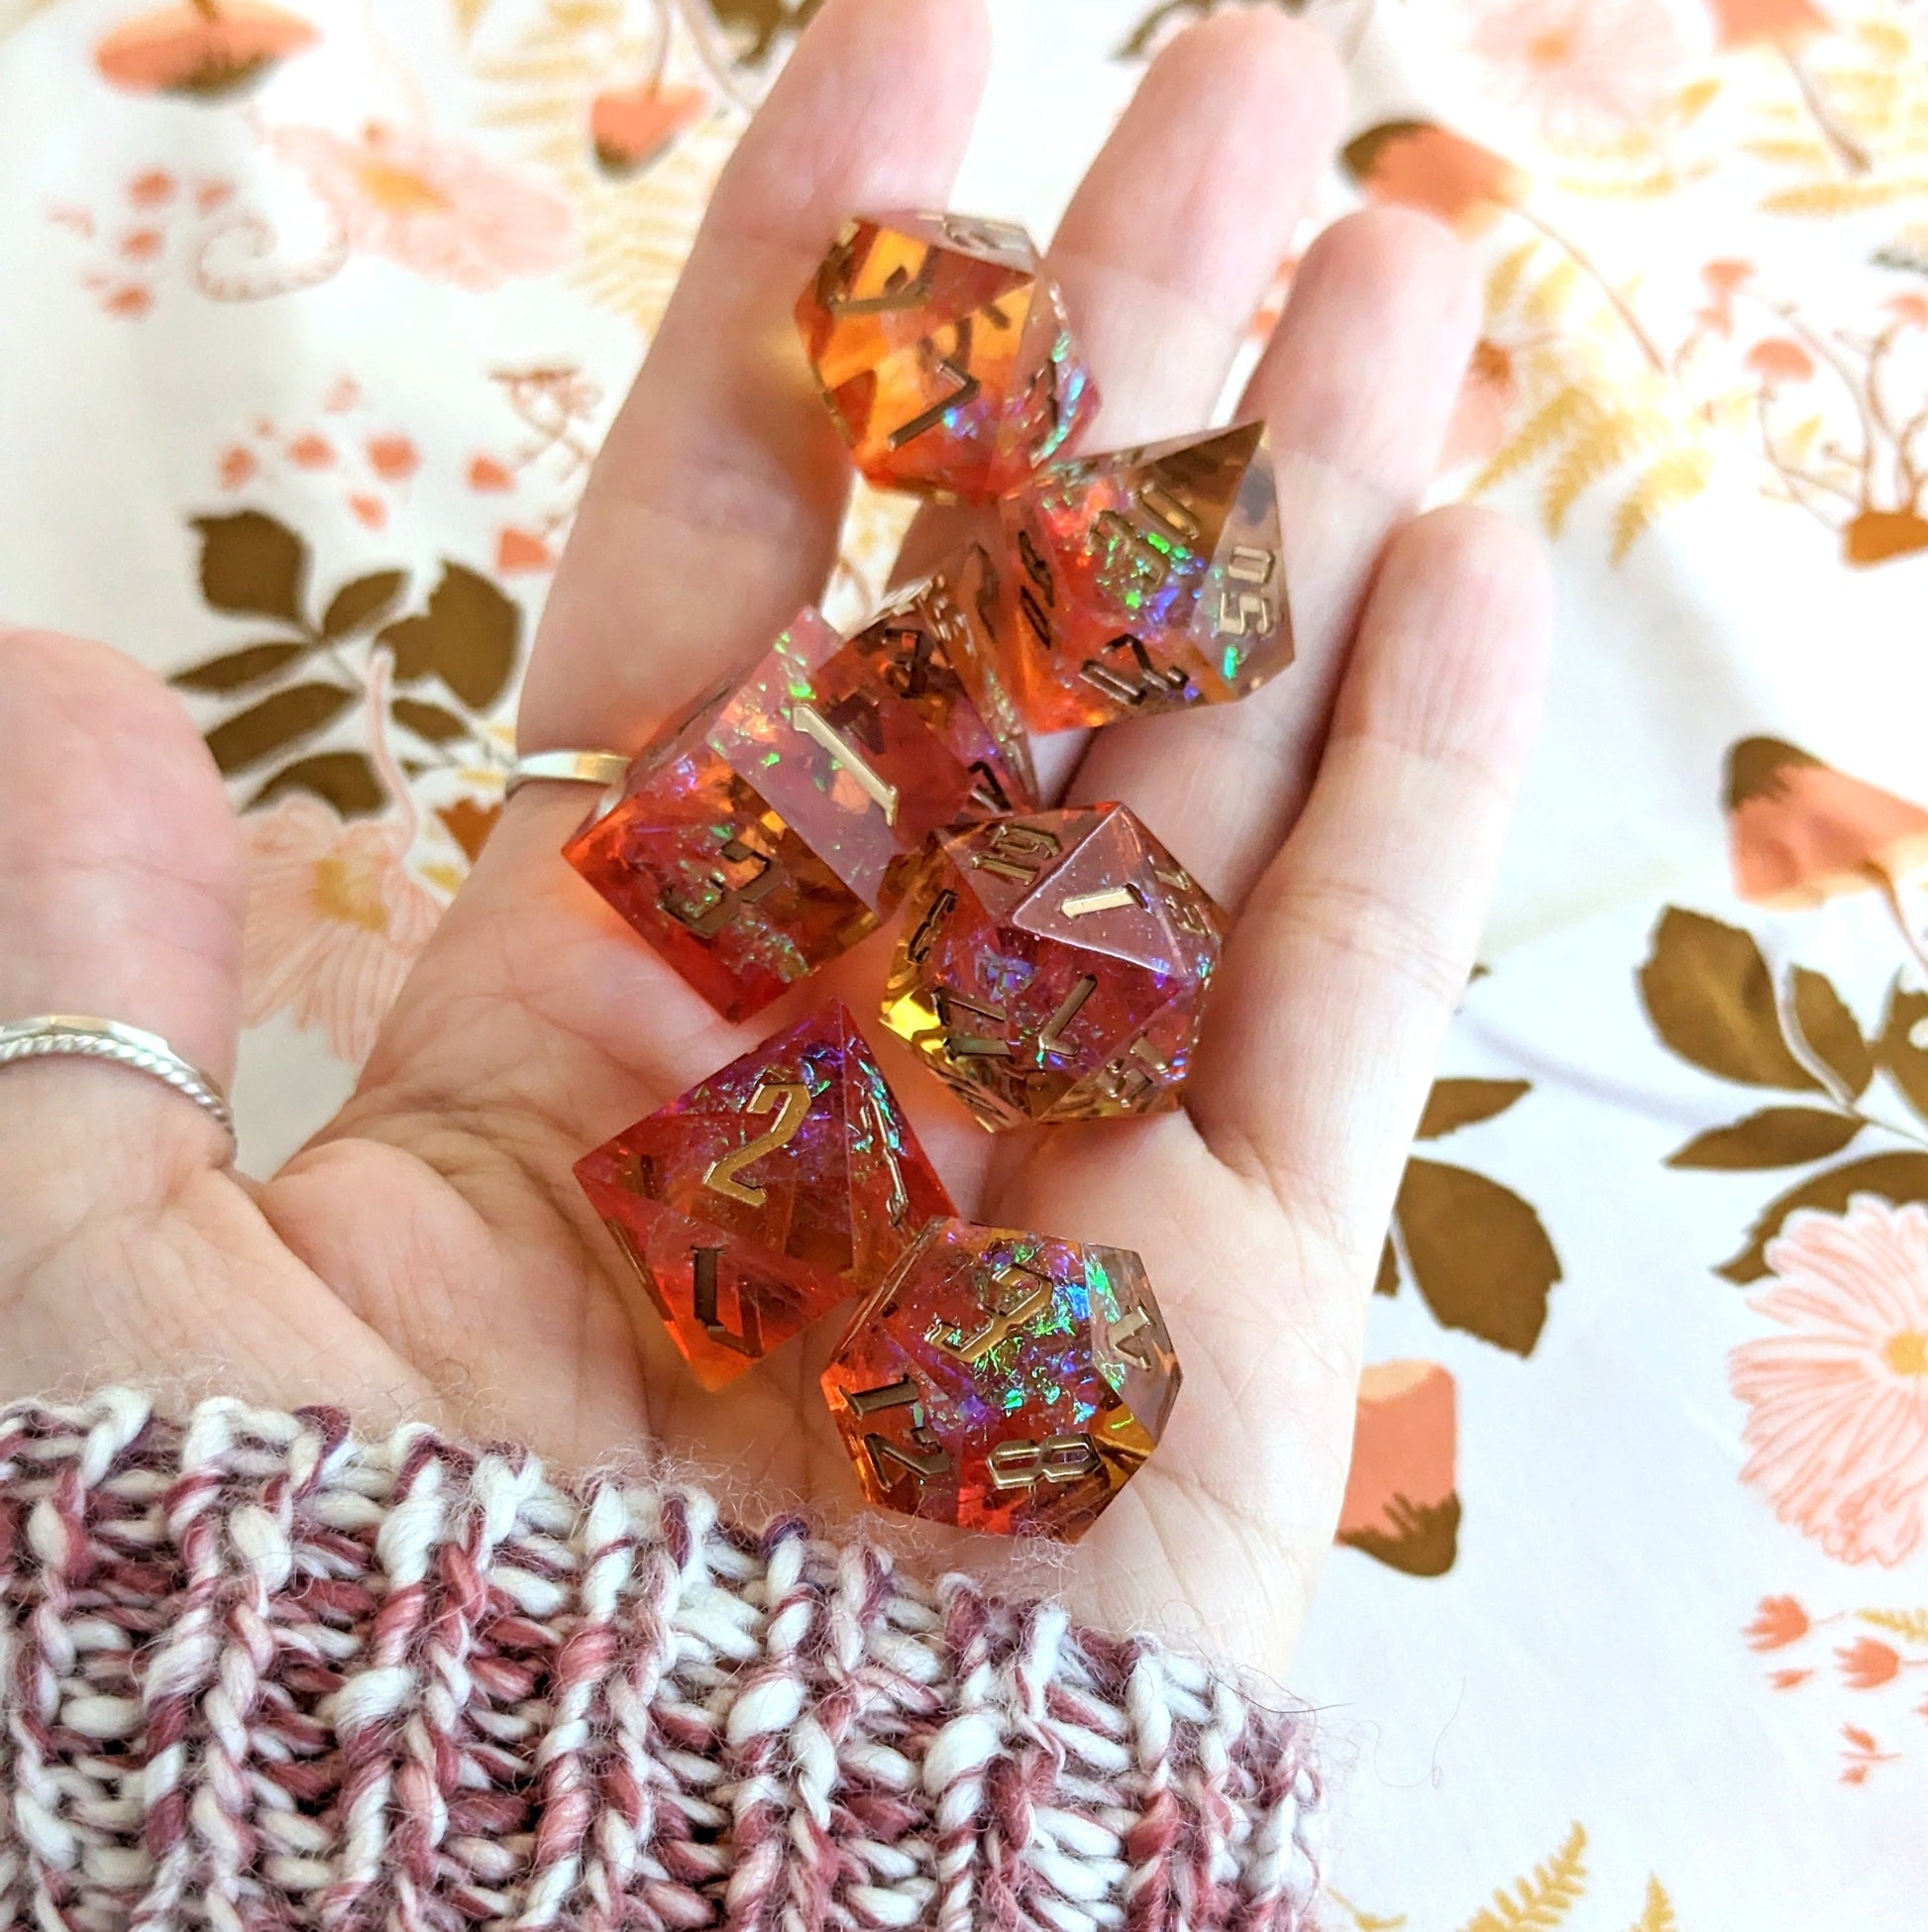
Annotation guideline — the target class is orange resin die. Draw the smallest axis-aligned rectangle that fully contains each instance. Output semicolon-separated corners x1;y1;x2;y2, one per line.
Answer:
565;607;997;1021
881;805;1227;1129
820;1218;1181;1540
575;1003;953;1391
797;211;1099;501
999;421;1290;729
844;543;1037;814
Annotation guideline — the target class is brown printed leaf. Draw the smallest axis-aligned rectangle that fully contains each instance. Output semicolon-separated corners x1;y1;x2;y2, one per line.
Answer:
205;682;355;775
1395;1158;1561;1355
1666;1106;1861;1170
1375;1236;1400;1297
1418;1077;1531;1139
249;750;385;817
437;798;501;863
1716;1151;1928;1282
1876;984;1928;1125
169;640;308;693
1639;908;1818;1091
379;563;520;708
192;511;310;624
1337;1493;1460;1578
1792;968;1873;1098
322;569;407;640
391;697;471;744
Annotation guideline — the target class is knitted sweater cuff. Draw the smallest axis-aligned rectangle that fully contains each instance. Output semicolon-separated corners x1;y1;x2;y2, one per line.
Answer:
0;1389;1327;1931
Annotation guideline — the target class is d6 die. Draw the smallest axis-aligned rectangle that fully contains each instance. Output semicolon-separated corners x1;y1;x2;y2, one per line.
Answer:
820;1218;1181;1540
797;211;1099;501
565;607;996;1021
1000;421;1290;729
844;542;1037;814
881;805;1227;1128
575;1003;952;1391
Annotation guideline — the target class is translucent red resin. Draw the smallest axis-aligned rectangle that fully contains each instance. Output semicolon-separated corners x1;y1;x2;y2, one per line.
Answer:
998;421;1290;729
575;1003;954;1391
819;1217;1181;1540
565;607;997;1020
796;211;1099;501
881;804;1228;1128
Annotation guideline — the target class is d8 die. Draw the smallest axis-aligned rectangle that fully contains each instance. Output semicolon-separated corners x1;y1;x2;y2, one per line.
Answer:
797;210;1099;501
881;805;1227;1128
844;542;1037;814
820;1217;1181;1541
1000;421;1290;729
565;607;996;1021
575;1003;953;1391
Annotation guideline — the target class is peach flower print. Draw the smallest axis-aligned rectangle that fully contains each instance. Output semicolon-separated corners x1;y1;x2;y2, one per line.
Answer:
272;125;572;290
1730;1197;1928;1567
1454;0;1697;142
241;799;440;1063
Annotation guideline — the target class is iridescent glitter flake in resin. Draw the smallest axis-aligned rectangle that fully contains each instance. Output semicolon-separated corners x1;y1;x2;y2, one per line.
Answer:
844;542;1037;813
999;420;1290;730
797;211;1099;501
565;607;995;1020
882;804;1228;1128
820;1217;1181;1540
575;1003;953;1391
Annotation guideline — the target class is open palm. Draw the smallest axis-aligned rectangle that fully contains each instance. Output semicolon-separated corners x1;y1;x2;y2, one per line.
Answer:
0;0;1549;1675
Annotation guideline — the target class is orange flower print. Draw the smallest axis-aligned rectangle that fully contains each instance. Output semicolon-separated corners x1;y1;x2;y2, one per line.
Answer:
1455;0;1696;143
1342;121;1528;239
95;1;318;100
366;434;420;482
241;796;440;1063
589;81;707;176
1746;1593;1812;1651
273;125;572;290
1745;338;1815;387
1730;1198;1928;1567
1838;1637;1902;1690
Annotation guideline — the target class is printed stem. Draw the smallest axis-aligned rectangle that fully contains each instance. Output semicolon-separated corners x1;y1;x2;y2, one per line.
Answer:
669;0;760;114
364;649;416;838
1511;201;1667;379
1868;862;1928;987
1782;46;1872;178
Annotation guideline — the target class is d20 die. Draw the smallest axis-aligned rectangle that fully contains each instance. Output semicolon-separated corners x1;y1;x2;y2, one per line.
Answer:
575;1003;953;1391
844;542;1037;815
565;607;992;1021
999;420;1290;729
797;210;1099;501
881;805;1227;1128
819;1218;1181;1541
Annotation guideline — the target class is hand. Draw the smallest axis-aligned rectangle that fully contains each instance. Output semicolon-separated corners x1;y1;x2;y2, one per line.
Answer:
0;0;1549;1673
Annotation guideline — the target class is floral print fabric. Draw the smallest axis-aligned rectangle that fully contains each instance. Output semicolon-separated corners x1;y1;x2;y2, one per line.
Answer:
1;0;1925;1922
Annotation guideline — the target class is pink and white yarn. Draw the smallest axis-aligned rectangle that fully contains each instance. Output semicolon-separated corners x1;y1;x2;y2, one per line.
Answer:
0;1390;1325;1931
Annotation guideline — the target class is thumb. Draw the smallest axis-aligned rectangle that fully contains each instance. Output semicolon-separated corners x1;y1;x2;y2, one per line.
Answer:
0;627;243;1230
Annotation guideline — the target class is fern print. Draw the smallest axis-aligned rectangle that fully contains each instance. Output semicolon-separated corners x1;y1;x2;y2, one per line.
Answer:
1455;1823;1588;1932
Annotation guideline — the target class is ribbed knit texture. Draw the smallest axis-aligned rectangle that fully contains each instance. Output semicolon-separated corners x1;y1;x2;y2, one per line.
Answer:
0;1390;1325;1932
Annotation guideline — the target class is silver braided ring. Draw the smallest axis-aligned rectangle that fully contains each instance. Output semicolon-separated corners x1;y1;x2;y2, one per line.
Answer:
0;1016;236;1159
504;749;629;801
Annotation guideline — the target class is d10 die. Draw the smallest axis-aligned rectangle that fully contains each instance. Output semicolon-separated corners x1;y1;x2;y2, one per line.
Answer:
565;607;995;1021
575;1003;953;1391
820;1218;1181;1540
797;210;1099;501
881;805;1227;1128
999;420;1290;729
845;542;1037;814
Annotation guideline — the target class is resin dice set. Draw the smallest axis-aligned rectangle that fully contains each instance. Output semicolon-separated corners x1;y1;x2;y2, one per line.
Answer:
566;211;1294;1540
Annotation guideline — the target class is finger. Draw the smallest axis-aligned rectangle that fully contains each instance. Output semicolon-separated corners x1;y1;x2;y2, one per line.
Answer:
0;628;243;1214
1070;207;1483;906
1190;503;1553;1267
518;0;993;757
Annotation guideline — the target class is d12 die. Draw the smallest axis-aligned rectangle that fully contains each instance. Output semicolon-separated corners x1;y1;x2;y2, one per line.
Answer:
575;1003;953;1391
881;805;1227;1128
844;543;1037;815
797;211;1099;501
999;420;1290;729
565;607;994;1021
820;1218;1181;1540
